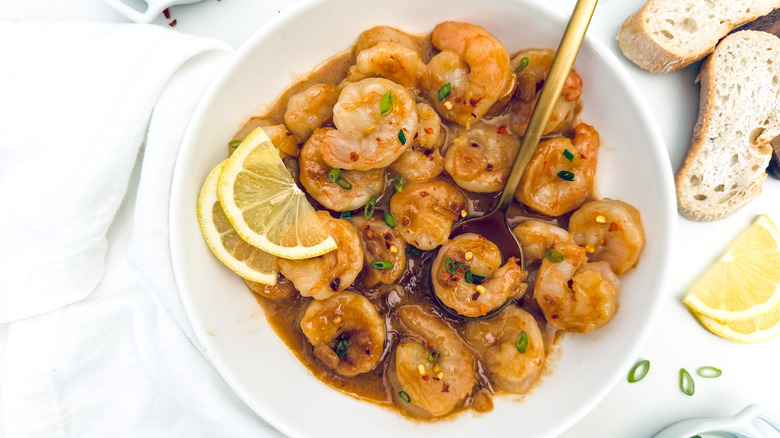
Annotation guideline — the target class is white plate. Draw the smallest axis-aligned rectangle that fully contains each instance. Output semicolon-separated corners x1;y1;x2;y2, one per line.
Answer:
170;0;677;436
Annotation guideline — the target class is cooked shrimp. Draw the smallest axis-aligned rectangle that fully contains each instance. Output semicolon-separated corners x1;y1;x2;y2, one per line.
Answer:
464;305;545;393
513;219;575;264
299;129;385;212
390;102;446;182
389;306;475;418
508;49;582;136
568;199;645;275
347;42;426;90
516;123;599;216
389;179;467;250
348;212;407;288
534;242;619;333
243;274;298;300
300;291;386;376
444;120;520;193
284;83;341;141
432;233;527;317
356;26;420;55
320;78;418;170
277;211;363;300
425;21;515;128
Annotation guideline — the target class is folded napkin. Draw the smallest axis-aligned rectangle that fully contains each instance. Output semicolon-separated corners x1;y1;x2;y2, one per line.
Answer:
0;22;283;437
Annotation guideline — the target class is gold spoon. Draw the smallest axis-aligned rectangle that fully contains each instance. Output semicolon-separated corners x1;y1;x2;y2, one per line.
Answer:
436;0;598;316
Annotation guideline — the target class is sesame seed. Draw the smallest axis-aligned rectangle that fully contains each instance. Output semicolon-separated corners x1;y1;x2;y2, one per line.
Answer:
333;316;342;324
436;371;444;379
464;251;473;261
460;209;467;218
390;245;398;254
595;215;606;224
418;364;427;376
585;245;595;253
475;285;486;294
433;364;440;373
366;230;373;238
443;100;453;110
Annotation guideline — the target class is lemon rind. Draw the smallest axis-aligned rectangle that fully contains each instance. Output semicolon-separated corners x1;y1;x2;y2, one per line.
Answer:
693;307;780;343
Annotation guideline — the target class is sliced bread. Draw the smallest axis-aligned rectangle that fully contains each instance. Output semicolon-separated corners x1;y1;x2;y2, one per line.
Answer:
676;30;780;221
618;0;780;73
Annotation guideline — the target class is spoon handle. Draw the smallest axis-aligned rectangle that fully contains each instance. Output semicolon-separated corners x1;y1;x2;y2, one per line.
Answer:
497;0;598;212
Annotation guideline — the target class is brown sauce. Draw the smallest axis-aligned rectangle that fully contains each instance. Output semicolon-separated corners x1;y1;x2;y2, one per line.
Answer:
236;28;582;419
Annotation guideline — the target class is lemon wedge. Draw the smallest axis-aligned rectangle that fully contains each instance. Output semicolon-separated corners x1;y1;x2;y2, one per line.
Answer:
217;126;337;259
198;161;277;285
683;214;780;322
693;302;780;343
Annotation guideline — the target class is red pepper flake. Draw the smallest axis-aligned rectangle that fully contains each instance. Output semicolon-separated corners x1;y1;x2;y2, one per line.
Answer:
486;163;493;172
471;291;481;301
424;127;434;135
413;132;419;139
423;148;434;157
455;97;462;103
480;304;488;316
608;222;619;232
422;375;430;381
451;275;461;282
402;217;411;226
470;142;479;148
162;8;171;19
349;152;359;162
432;375;440;381
168;19;177;27
497;125;507;135
441;382;450;393
419;191;429;198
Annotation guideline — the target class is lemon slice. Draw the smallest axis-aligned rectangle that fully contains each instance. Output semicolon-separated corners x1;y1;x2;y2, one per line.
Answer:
218;126;336;259
693;302;780;343
198;161;277;285
683;214;780;322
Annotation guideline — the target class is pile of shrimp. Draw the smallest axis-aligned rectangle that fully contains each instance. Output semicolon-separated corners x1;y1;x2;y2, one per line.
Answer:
240;22;646;420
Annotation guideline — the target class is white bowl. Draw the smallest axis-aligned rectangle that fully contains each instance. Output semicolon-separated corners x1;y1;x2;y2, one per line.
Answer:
170;0;677;436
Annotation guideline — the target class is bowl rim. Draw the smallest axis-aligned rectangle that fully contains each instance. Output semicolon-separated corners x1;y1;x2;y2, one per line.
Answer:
170;0;678;436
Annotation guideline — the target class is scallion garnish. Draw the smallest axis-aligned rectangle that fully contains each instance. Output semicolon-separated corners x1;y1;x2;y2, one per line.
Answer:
427;350;439;364
364;195;376;220
545;250;564;263
563;149;574;162
340;211;352;218
384;211;395;228
393;177;405;192
370;260;394;270
557;170;575;181
472;274;486;282
335;339;349;358
336;176;352;190
380;90;396;115
438;83;451;101
515;331;528;353
398;391;411;403
444;257;456;275
464;270;474;284
228;140;242;149
627;360;650;383
696;366;722;378
406;246;423;257
398;129;406;145
514;56;530;73
679;368;695;396
327;168;341;183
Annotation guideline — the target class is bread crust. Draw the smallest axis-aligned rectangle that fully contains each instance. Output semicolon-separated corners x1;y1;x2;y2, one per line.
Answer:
618;0;780;73
675;31;778;221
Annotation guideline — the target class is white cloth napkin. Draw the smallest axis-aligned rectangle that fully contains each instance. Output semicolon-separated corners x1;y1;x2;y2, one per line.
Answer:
0;22;283;437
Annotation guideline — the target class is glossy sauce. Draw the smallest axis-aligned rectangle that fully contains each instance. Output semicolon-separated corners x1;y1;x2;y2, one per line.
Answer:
238;30;581;419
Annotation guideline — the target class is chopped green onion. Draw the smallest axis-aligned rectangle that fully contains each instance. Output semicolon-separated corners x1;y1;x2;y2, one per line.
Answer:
438;83;451;101
406;246;423;257
545;250;564;263
228;140;242;148
393;177;405;192
557;170;575;181
514;56;530;73
370;260;394;270
340;211;352;218
398;390;411;403
384;211;395;228
627;360;650;383
427;350;439;364
444;257;456;275
327;168;341;183
679;368;695;396
335;339;349;358
398;129;406;145
696;366;722;378
336;176;352;190
472;274;486;282
515;331;528;353
381;90;396;115
364;195;376;220
563;149;575;162
464;270;474;284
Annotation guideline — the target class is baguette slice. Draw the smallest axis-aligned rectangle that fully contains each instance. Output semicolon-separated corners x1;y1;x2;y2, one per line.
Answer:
618;0;780;73
676;31;780;221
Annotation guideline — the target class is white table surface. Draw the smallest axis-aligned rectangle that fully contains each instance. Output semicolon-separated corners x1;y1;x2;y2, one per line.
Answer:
4;0;779;436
